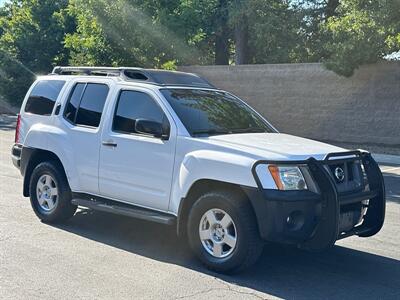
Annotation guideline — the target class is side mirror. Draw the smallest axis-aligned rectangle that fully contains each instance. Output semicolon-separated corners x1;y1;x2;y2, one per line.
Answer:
135;119;169;140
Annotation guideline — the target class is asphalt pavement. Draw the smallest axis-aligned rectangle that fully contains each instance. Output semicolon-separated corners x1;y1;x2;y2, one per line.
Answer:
0;128;399;300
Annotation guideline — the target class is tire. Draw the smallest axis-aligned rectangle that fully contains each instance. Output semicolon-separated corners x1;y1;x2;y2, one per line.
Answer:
187;189;263;273
29;161;77;223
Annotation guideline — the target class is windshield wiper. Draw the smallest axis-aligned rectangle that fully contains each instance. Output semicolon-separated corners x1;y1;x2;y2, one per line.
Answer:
192;129;231;136
230;127;267;134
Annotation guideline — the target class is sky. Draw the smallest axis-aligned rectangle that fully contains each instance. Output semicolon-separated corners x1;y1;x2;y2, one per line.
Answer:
0;0;6;7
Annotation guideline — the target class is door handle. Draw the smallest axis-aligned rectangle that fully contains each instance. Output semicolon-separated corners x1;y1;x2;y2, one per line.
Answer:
102;140;117;147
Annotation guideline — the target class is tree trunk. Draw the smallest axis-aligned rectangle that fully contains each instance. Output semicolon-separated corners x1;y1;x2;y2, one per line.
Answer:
215;27;230;65
215;0;230;65
325;0;340;19
234;16;249;65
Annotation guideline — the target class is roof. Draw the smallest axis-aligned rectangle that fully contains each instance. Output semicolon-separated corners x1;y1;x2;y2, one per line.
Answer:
51;66;216;89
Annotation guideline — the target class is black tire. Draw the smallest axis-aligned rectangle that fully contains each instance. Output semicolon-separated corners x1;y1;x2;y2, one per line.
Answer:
187;189;263;274
29;161;77;223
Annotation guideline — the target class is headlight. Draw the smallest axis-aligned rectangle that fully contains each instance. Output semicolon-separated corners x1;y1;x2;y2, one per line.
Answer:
268;165;307;190
254;164;308;190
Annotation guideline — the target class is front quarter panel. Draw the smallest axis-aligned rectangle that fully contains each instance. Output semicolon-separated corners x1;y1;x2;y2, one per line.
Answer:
169;146;258;214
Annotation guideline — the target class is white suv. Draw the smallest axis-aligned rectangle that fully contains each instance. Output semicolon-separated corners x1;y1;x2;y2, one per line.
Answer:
11;66;385;273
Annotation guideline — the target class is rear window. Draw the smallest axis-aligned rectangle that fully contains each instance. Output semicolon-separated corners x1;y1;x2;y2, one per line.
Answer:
64;83;109;128
24;80;66;115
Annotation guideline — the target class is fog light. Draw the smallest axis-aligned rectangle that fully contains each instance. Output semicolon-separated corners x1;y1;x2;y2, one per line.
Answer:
286;211;305;231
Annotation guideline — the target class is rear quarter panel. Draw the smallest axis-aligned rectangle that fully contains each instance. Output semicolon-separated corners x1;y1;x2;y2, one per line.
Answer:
23;123;80;190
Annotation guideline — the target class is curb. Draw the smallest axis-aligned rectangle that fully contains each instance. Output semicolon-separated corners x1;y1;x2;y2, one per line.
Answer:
373;153;400;165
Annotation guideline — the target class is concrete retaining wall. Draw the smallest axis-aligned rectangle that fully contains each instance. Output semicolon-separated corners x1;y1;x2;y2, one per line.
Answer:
180;62;400;154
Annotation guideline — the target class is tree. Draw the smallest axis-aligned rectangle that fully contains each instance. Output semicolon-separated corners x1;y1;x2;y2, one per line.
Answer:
232;0;306;64
322;0;400;76
325;0;340;19
0;0;72;105
214;0;230;65
231;0;249;64
65;0;213;68
2;0;399;108
285;0;343;64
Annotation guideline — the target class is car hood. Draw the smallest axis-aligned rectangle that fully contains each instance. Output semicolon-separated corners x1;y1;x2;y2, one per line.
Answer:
201;133;347;161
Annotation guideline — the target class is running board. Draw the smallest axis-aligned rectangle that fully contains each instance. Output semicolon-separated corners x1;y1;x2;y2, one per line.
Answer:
71;195;176;225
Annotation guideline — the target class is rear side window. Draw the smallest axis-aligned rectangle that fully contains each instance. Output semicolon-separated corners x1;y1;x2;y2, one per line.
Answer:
64;83;109;128
113;90;164;134
24;80;65;115
64;83;85;123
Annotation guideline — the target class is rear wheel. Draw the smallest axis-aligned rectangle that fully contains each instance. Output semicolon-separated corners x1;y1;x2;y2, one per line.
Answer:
29;161;77;223
187;189;263;273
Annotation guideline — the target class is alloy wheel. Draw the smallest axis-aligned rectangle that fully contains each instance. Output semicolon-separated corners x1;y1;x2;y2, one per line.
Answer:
199;208;237;258
36;174;58;212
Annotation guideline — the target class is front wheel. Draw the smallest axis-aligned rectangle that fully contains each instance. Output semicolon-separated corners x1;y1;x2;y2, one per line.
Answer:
187;190;263;273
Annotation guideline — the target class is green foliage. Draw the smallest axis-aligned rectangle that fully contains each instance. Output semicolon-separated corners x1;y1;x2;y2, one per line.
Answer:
0;50;35;107
160;60;177;70
322;0;400;76
0;0;72;105
64;0;210;67
0;0;399;106
244;0;306;63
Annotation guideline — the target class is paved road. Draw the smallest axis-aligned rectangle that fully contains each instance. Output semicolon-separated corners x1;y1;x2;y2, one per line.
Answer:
0;129;399;300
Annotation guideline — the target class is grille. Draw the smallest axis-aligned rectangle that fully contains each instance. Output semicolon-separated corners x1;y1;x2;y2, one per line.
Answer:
324;159;364;194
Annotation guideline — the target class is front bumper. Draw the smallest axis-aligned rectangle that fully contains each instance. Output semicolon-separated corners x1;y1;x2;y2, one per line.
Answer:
244;151;385;250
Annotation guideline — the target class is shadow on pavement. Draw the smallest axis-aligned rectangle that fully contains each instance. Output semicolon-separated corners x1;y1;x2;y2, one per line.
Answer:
53;208;400;299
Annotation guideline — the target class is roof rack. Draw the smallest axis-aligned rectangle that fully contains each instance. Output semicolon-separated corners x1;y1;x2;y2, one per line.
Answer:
51;66;216;89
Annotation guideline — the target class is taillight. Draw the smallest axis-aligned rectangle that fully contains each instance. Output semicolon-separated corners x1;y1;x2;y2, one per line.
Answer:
14;113;21;144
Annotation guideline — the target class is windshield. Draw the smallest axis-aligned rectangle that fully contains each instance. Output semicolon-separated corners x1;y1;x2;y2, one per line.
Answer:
161;89;275;136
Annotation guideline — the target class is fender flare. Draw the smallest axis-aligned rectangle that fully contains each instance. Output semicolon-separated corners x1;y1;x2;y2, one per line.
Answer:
20;147;69;197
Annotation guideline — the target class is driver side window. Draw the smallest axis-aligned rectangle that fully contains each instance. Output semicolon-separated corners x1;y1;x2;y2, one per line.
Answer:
112;90;165;135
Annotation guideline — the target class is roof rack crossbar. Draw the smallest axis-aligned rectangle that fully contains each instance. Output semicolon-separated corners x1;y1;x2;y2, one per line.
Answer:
52;66;134;76
51;66;216;89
